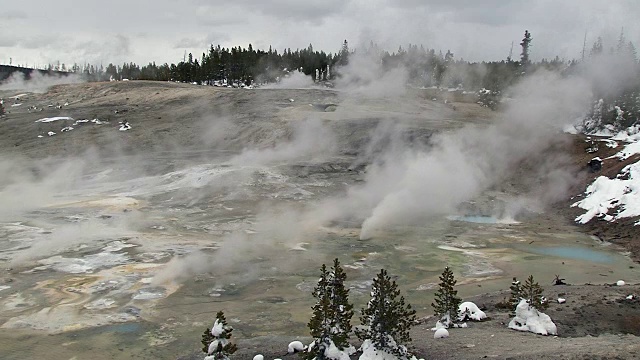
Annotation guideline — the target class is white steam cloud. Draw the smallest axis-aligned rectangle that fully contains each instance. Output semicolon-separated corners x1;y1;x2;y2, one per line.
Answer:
334;52;409;98
0;71;84;93
229;117;337;166
261;71;316;89
355;71;590;238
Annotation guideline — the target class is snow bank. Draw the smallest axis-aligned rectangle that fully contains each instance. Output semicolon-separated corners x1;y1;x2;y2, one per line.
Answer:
359;339;422;360
325;340;354;360
35;116;74;123
288;340;305;353
572;158;640;224
458;302;487;321
433;328;449;339
611;141;640;160
508;299;557;335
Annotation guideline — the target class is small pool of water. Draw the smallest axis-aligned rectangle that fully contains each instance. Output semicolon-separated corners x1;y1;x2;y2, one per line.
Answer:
448;215;499;224
517;246;616;264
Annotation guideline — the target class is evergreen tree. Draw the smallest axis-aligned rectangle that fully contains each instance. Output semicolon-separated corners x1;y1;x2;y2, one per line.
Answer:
590;37;604;56
521;275;548;311
431;266;462;328
356;269;417;358
201;311;238;360
304;259;354;360
520;30;532;71
508;277;522;315
337;40;349;66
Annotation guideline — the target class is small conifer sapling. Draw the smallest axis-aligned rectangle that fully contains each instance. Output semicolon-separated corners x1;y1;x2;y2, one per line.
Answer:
431;266;462;328
508;277;522;315
202;311;238;360
521;275;548;311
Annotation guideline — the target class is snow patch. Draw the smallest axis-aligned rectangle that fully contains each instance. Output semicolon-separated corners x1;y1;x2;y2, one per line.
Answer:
508;299;557;335
211;319;224;336
617;280;626;286
458;302;487;321
572;160;640;224
288;340;306;353
36;116;74;123
433;328;449;339
359;338;420;360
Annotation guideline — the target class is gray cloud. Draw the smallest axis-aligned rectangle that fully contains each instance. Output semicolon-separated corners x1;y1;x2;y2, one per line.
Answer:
1;1;639;67
0;35;19;48
173;32;230;49
237;0;350;22
195;5;247;26
0;10;27;20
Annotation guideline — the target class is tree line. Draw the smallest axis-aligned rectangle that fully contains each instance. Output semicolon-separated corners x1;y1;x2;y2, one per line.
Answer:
29;30;640;132
41;32;578;91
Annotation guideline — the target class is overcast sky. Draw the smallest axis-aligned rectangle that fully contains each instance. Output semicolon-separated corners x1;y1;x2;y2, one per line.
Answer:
1;0;639;68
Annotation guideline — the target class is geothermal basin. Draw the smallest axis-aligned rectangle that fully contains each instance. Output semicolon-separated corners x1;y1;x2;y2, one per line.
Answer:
0;82;638;359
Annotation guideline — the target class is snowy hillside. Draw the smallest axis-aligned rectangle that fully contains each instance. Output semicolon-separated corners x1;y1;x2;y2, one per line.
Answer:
572;126;640;225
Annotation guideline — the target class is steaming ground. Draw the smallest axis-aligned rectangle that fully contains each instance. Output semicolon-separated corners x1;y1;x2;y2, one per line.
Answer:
0;81;639;359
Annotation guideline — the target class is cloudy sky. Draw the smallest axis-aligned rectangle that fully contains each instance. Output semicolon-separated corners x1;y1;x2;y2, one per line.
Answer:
1;0;639;68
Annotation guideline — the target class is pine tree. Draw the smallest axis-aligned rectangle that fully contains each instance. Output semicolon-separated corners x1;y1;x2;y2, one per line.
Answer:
431;267;462;328
337;40;349;66
521;275;548;311
202;311;238;360
304;259;354;360
329;258;354;349
508;277;522;311
520;30;532;70
356;269;417;358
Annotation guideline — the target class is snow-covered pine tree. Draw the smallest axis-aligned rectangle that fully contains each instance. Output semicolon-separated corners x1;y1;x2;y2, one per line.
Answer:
356;269;417;358
431;266;462;328
521;275;548;311
201;311;238;360
508;277;522;315
304;259;354;360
